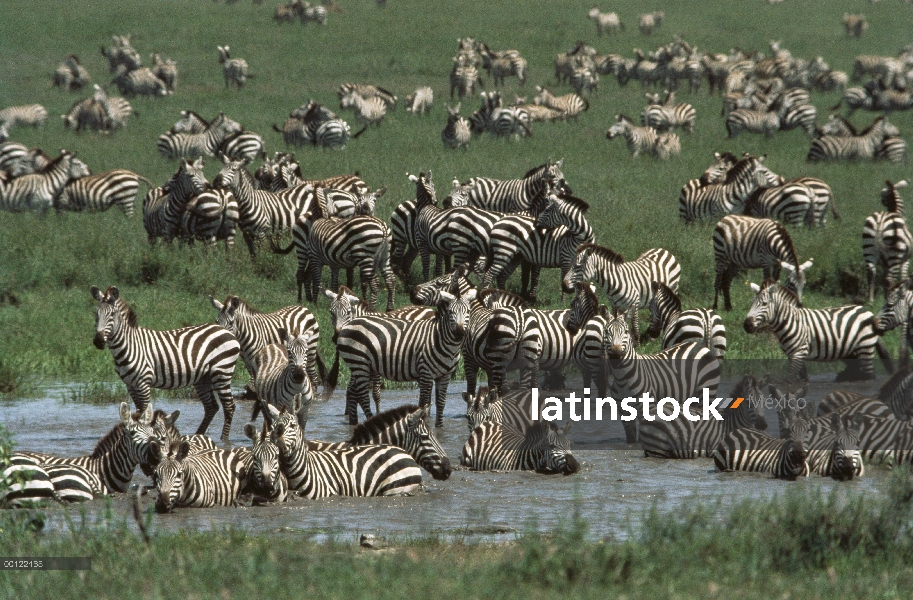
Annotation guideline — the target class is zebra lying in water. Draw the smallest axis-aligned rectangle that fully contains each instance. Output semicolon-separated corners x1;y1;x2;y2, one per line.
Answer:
461;419;579;475
713;418;810;480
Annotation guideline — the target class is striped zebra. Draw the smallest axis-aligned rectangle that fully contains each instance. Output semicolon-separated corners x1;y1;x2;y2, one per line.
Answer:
61;96;107;132
638;11;664;35
863;180;911;302
726;108;780;137
243;420;287;503
217;46;250;88
92;85;134;131
647;282;727;359
213;155;317;256
340;91;387;128
450;55;483;100
780;102;818;137
54;54;91;91
0;150;90;214
807;116;899;162
92;286;241;441
713;419;810;480
217;131;264;161
265;403;423;497
335;289;474;426
570;66;599;96
337;83;397;111
639;375;767;458
180;187;238;250
150;53;177;93
564;283;616;396
512;97;564;123
563;244;681;347
299;2;328;25
100;35;141;73
463;385;544;432
145;409;218;476
405;86;433;114
641;96;696;132
0;104;48;128
312;118;352;149
142;158;209;244
461;420;579;474
463;159;566;214
850;414;913;466
603;315;721;444
470;93;532;139
816;387;896;421
209;295;324;393
744;280;892;382
150;442;250;512
442;103;471;149
250;329;315;429
55;169;152;218
712;215;812;311
679;154;779;223
588;8;623;36
477;42;527;87
111;66;169;97
170;110;209;134
389;199;450;286
533;86;588;119
876;137;909;165
874;284;913;365
157;112;243;159
2;458;58;507
607;114;680;159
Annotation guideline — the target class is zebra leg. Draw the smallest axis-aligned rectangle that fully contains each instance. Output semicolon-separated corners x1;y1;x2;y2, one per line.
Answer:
382;264;396;313
242;231;257;258
192;380;221;439
432;375;450;428
345;372;372;424
622;420;639;444
307;260;323;304
419;248;432;282
371;374;382;414
464;358;479;396
630;309;641;348
210;377;236;442
126;382;153;413
397;246;419;287
530;265;542;303
330;268;340;293
346;267;355;289
722;266;738;311
866;263;876;304
363;265;380;311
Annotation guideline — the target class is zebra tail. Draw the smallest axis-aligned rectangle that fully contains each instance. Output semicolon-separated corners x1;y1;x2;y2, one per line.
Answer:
324;349;340;400
581;97;590;112
830;198;841;220
352;125;369;139
315;350;328;388
272;124;282;133
136;175;154;188
373;231;392;286
269;237;295;254
875;338;894;375
828;100;842;111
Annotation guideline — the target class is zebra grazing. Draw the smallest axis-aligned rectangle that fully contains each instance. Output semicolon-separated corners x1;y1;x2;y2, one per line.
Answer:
209;295;324;392
337;83;397;111
713;419;810;480
180;187;238;250
265;403;423;497
0;104;48;128
477;42;527;87
588;8;623;36
111;66;169;97
334;289;474;426
640;375;767;458
92;286;241;441
217;46;250;88
461;420;579;474
0;150;90;214
54;54;91;91
647;282;727;359
450;55;483;100
607;114;680;159
679;154;779;223
641;95;696;132
405;87;433;114
157;112;243;159
862;180;912;302
142;158;209;244
150;442;250;512
638;10;664;35
533;86;588;119
873;284;913;365
807;116;899;162
563;244;681;347
243;421;287;503
744;280;892;382
712;215;812;311
150;53;178;92
843;13;867;37
250;329;314;430
603;315;721;444
340;91;387;128
464;159;566;214
726;108;780;137
56;169;152;218
442;103;471;149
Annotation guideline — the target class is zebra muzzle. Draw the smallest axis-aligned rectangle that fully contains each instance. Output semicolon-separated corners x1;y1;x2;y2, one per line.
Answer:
743;319;758;334
93;332;107;349
606;344;624;359
291;367;306;384
430;457;452;481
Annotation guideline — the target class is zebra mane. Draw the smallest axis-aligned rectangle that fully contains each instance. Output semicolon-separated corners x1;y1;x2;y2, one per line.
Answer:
882;181;904;212
374;85;396;98
615;114;635;126
478;288;527;308
859;115;886;135
653;281;681;312
830;115;858;136
228;296;260;315
554;193;589;213
183;110;209;126
772;221;799;267
721;155;757;184
522;162;549;180
762;278;800;304
575;280;598;303
90;421;127;458
576;243;623;264
349;404;421;444
878;365;913;400
111;294;138;327
729;374;759;403
37;151;68;174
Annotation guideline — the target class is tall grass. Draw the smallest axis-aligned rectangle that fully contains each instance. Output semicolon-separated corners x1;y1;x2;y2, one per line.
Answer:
1;0;912;392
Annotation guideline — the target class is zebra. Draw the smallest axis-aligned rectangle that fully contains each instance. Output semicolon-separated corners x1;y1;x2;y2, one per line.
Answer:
54;54;91;91
170;110;209;134
712;215;813;311
250;329;315;429
744;280;892;382
588;8;623;36
150;442;250;512
243;420;287;503
876;137;909;164
563;244;681;347
639;375;767;458
157;112;243;159
150;53;177;92
463;159;567;214
533;86;588;119
316;185;384;219
470;93;532;139
340;91;387;128
0;104;48;128
312;118;352;149
334;289;474;426
450;55;484;100
217;131;265;161
780;102;818;137
299;2;327;25
641;96;696;132
55;169;152;218
461;420;579;474
873;283;913;365
807;116;899;162
213;155;317;256
607;114;680;159
92;85;134;131
337;83;397;111
142;158;209;244
646;281;727;359
463;386;539;432
477;42;527;87
603;315;721;444
638;11;664;35
61;96;107;132
0;150;91;214
512;97;564;122
442;103;471;149
843;13;868;37
725;108;780;137
92;286;241;441
390;199;450;286
180;187;239;250
2;458;59;507
817;413;865;479
145;409;218;476
679;154;779;223
111;66;169;97
405;87;433;114
208;294;325;393
713;419;810;480
570;66;599;96
863;180;911;302
217;46;250;88
100;35;142;73
842;414;913;465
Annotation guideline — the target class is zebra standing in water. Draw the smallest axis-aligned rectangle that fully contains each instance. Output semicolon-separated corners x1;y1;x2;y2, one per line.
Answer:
807;116;899;162
0;150;90;214
56;169;152;217
679;154;779;222
713;419;810;480
873;282;913;365
712;215;813;311
461;420;579;474
607;114;680;159
442;103;471;149
150;442;250;512
250;328;315;429
464;159;567;214
863;180;911;302
92;286;241;441
264;404;423;497
646;282;727;359
217;46;250;88
563;243;681;347
744;280;892;382
463;386;540;432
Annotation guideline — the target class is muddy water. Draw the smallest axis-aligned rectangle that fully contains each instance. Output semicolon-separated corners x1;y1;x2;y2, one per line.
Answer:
0;374;889;542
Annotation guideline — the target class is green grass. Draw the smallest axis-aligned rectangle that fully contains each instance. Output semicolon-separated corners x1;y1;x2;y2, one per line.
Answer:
1;0;912;392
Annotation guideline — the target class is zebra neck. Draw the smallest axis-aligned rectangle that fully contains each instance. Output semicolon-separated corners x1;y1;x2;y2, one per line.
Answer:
571;220;594;243
607;345;639;383
659;306;681;333
769;298;800;334
105;319;141;352
435;313;466;349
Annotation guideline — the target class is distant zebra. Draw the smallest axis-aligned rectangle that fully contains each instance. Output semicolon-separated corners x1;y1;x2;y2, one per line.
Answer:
679;154;778;222
171;110;209;134
712;215;812;311
461;421;579;474
533;86;588;119
61;96;107;132
250;329;314;429
312;118;352;149
157;112;243;159
563;244;681;347
151;442;249;511
647;282;727;359
92;85;133;130
111;66;169;97
873;284;913;365
217;46;250;88
150;53;177;92
442;103;471;149
607;114;680;159
875;137;909;164
588;8;623;36
807;116;899;161
100;35;141;73
405;87;433;114
142;158;209;244
450;55;483;100
744;280;892;381
54;54;90;91
0;104;48;128
218;131;264;161
463;159;566;214
780;102;818;137
0;150;90;214
299;1;327;25
726;108;780;137
641;100;696;133
92;286;241;441
477;42;527;86
713;420;810;480
843;13;867;37
56;169;151;218
337;83;397;111
638;10;664;35
265;404;423;497
863;180;912;302
180;187;238;249
512;97;564;122
570;66;599;96
340;91;387;127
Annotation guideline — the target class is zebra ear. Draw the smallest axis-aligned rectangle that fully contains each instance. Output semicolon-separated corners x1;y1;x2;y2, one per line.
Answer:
267;404;281;418
598;305;610;318
108;286;119;300
749;282;761;293
324;289;338;301
244;423;259;442
780;261;795;273
799;259;813;271
562;421;573;435
166;410;180;427
374;186;386;198
438;291;455;305
192;157;205;170
407;173;418;183
209;295;224;311
463;289;478;302
119;402;133;425
141;403;153;424
897;180;909;189
91;286;103;301
228;296;240;312
149;439;163;463
176;440;191;462
278;328;289;343
830;412;842;432
462;392;472;406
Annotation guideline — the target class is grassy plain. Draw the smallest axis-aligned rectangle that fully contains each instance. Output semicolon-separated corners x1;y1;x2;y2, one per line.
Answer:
0;0;912;394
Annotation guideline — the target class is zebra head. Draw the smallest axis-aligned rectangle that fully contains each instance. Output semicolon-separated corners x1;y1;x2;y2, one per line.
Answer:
91;285;129;349
779;419;810;480
443;179;470;208
562;244;598;293
446;103;462;122
531;421;580;475
269;404;304;462
214;154;250;191
325;286;363;336
403;405;451;480
781;259;813;303
143;409;181;476
408;172;436;206
771;382;812;438
699;151;738;185
119;401;156;471
438;290;475;339
244;420;286;501
355;186;384;216
411;264;473;306
873;280;912;334
150;438;190;513
463;386;496;431
68;154;92;180
536;191;588;231
606;114;630;138
566;282;601;336
602;315;632;360
175;157;208;196
828;413;864;481
278;327;309;389
728;375;768;431
646;280;679;339
209;295;242;335
171;110;209;134
744;281;779;333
